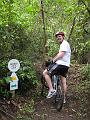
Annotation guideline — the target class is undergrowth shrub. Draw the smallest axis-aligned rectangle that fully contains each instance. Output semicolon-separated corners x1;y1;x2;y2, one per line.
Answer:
0;61;12;99
0;60;38;98
77;64;90;119
78;64;90;94
17;61;38;95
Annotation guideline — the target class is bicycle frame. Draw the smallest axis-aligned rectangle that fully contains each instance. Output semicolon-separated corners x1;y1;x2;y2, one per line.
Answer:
52;74;64;111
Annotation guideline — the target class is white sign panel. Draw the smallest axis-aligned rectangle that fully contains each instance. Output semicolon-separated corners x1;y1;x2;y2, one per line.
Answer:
8;59;20;72
10;81;18;90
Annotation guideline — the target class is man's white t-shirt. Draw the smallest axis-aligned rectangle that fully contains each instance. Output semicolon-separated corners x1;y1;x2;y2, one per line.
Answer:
56;40;71;67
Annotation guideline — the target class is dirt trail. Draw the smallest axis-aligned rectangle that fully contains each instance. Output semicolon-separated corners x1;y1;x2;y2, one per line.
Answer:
0;64;86;120
33;65;80;120
33;96;77;120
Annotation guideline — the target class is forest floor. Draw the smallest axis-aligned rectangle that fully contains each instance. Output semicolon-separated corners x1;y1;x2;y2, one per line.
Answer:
0;64;89;120
33;64;82;120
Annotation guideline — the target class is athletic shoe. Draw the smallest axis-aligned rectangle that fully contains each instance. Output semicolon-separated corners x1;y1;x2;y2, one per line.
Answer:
47;89;56;98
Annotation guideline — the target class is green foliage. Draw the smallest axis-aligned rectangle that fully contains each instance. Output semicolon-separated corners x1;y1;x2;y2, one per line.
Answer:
0;0;90;62
0;76;11;99
0;60;11;98
0;0;90;99
44;0;90;64
0;24;30;60
77;64;90;94
0;86;12;99
0;77;11;99
0;60;38;97
47;39;59;57
77;41;90;63
76;64;90;119
81;64;90;82
17;61;38;94
0;77;11;85
70;0;90;63
0;61;9;77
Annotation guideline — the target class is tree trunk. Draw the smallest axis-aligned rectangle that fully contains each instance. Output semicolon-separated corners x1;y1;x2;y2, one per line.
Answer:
67;16;76;43
40;0;48;63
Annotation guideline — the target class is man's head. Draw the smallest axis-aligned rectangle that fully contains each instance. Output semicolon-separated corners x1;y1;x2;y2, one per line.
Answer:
55;32;65;43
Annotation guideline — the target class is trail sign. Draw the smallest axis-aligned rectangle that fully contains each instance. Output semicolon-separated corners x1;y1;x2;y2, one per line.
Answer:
8;59;20;93
8;59;20;72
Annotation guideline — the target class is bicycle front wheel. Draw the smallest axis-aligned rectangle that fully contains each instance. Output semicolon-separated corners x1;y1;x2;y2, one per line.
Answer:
54;85;64;111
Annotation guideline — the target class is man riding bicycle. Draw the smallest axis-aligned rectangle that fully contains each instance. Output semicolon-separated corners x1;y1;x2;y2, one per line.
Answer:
43;32;71;103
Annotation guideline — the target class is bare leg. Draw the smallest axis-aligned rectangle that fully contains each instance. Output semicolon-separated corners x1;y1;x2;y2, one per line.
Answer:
43;69;53;91
61;76;67;102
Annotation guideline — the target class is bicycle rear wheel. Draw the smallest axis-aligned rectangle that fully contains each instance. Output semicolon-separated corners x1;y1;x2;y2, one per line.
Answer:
54;85;64;111
41;75;48;96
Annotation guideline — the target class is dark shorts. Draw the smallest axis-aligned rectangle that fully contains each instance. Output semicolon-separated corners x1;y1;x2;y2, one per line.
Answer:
47;63;69;78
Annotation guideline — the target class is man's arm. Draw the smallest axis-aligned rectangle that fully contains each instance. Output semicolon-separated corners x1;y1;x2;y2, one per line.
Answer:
52;51;65;62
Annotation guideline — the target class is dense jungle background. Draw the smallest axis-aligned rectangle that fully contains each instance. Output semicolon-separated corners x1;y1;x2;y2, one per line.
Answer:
0;0;90;120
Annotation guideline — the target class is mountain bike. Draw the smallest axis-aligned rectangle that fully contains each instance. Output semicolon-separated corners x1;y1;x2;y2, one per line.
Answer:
41;71;64;111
